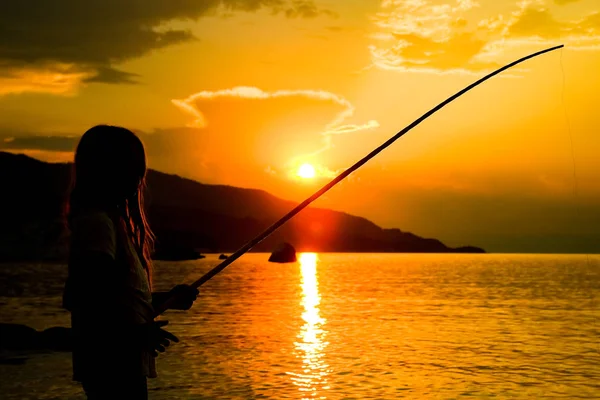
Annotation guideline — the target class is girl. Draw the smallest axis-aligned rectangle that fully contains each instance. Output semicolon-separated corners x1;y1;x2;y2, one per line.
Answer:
63;125;199;399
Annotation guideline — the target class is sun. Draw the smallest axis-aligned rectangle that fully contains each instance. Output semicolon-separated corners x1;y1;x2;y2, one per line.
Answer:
297;163;316;179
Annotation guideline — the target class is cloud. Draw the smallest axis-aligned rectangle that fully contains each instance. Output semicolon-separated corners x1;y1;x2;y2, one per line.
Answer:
83;67;141;85
474;6;600;60
285;0;321;18
0;64;94;96
0;130;79;163
173;85;378;134
173;86;356;128
172;86;379;177
0;0;326;95
370;0;600;74
323;120;380;135
0;132;79;152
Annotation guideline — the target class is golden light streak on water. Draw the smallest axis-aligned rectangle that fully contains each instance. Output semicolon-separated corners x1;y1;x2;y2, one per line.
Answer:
288;253;330;399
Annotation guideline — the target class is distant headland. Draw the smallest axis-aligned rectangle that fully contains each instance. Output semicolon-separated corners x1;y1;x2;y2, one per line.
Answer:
0;152;485;261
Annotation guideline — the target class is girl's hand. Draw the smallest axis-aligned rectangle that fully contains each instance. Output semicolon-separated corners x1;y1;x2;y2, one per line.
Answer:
138;320;179;357
152;285;199;311
166;284;199;310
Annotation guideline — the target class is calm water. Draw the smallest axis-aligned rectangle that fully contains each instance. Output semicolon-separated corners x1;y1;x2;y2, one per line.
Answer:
0;253;599;399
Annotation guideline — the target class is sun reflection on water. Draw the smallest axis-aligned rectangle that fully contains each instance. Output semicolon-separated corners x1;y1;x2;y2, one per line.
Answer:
287;252;330;399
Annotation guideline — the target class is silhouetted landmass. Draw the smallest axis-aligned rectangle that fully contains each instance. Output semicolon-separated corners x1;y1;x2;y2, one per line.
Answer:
0;152;485;261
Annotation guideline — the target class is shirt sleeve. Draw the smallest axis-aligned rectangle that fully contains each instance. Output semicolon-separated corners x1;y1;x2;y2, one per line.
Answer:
70;212;117;259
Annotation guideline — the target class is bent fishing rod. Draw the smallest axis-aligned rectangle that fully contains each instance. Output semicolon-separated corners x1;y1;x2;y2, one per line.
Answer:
154;44;564;316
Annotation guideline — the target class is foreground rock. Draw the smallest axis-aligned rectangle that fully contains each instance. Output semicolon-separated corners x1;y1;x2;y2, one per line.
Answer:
0;323;72;352
39;327;72;351
268;242;297;263
0;324;38;350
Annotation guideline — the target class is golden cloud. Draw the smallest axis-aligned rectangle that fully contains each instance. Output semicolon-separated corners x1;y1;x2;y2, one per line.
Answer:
371;0;600;73
0;64;94;96
171;86;380;176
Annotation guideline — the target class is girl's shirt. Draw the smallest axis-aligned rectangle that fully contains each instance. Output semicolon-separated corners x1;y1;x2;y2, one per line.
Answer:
63;210;156;381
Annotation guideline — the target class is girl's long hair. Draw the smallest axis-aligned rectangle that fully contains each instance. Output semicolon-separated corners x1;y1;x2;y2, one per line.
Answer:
66;125;155;285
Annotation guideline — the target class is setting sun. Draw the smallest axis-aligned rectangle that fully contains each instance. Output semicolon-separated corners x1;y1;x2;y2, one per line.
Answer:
297;163;316;179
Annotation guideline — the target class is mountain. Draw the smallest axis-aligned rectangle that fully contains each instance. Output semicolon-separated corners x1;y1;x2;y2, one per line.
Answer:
0;152;485;261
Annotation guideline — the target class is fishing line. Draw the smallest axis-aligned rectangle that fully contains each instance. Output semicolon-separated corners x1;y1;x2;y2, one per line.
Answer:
561;51;598;350
560;48;578;203
559;49;593;268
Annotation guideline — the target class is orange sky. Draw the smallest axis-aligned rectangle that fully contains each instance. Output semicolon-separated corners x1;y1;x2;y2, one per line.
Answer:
1;0;599;252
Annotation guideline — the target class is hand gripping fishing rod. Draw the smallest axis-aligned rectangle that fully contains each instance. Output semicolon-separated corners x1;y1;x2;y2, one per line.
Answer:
154;44;564;317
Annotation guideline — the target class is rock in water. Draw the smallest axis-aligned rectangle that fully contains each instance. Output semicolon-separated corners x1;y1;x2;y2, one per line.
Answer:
0;323;39;350
0;324;72;352
268;243;297;263
40;327;72;351
219;254;228;260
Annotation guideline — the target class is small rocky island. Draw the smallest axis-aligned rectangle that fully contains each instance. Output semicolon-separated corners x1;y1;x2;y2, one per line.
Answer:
268;242;297;263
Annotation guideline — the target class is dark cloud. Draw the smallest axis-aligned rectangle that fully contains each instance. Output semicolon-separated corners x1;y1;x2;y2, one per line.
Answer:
0;134;78;152
84;67;140;84
285;0;319;18
0;0;324;84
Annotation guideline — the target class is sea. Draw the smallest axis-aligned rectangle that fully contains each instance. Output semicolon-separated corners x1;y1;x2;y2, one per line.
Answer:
0;253;598;399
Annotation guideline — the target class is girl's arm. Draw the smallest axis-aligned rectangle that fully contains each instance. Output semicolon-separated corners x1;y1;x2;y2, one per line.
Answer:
151;285;199;311
64;213;141;330
66;249;179;355
64;213;179;356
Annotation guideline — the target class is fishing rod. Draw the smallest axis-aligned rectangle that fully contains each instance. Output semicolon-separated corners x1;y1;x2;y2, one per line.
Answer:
154;44;564;316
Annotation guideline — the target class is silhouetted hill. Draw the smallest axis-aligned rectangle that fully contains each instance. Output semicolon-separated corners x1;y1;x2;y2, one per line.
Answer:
0;152;485;261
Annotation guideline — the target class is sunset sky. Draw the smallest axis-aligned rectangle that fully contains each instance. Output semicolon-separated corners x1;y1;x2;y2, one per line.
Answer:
1;0;599;253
